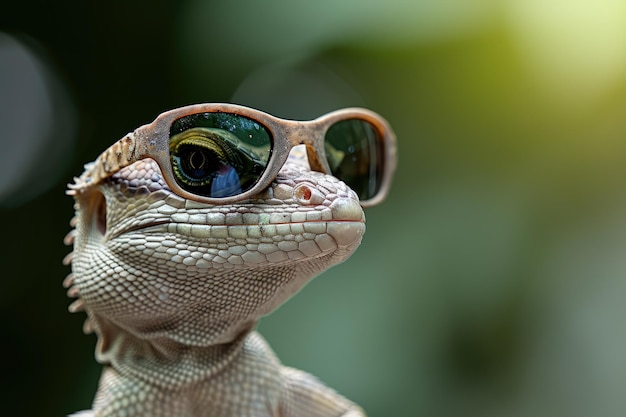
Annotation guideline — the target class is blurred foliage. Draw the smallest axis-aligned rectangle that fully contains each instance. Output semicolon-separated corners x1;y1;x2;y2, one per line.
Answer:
1;1;626;416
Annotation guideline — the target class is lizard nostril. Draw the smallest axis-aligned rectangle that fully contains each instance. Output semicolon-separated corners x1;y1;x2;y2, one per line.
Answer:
293;184;324;205
295;185;311;200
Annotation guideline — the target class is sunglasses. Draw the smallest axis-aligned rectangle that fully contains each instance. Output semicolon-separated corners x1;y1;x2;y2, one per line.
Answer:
87;103;397;207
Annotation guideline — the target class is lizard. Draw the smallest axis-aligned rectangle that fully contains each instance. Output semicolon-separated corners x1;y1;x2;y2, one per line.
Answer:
63;103;396;417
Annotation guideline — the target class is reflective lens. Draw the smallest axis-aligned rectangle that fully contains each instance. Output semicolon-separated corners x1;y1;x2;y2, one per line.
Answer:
169;113;272;198
324;119;383;201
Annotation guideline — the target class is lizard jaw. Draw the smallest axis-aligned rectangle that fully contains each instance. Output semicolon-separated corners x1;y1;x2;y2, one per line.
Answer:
112;194;365;245
108;197;365;268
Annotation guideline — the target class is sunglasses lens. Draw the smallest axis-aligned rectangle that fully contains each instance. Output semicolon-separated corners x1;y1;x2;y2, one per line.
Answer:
169;113;272;198
324;119;384;201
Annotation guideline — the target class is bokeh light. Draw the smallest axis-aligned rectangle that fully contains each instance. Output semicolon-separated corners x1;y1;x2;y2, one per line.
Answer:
0;33;76;207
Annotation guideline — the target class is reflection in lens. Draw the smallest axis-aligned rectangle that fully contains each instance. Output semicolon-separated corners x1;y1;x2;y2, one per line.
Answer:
324;119;383;201
170;113;272;198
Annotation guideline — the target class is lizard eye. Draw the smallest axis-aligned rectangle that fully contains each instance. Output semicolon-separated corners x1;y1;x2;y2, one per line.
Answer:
169;126;269;198
171;136;225;187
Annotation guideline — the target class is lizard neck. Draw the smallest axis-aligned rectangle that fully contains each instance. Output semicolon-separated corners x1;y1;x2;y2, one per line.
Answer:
92;313;255;388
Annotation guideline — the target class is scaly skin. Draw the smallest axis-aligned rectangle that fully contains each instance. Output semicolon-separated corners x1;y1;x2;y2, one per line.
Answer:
65;154;367;416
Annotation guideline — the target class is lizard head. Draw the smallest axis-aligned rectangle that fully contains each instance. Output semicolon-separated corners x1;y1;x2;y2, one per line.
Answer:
64;146;366;349
63;104;396;374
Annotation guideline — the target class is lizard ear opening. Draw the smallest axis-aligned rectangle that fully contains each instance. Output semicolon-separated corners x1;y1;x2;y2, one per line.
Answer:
87;189;107;237
96;192;107;236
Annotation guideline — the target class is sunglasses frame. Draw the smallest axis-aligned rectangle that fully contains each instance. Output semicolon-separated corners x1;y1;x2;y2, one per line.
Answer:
84;103;397;207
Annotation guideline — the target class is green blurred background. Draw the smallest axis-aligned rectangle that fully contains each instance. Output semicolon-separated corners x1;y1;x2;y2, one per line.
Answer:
2;1;626;416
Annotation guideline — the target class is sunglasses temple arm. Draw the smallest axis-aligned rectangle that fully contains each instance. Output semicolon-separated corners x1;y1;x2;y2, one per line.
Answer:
80;132;140;186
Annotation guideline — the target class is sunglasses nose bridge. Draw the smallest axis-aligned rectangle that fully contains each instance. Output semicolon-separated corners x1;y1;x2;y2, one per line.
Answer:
282;121;330;174
282;121;315;145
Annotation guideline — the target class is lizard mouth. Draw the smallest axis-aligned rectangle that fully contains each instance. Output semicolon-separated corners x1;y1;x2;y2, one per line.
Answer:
146;218;363;245
110;218;365;267
111;198;365;251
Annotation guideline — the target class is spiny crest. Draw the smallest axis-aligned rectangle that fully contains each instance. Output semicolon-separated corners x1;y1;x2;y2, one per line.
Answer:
66;162;97;196
62;203;95;334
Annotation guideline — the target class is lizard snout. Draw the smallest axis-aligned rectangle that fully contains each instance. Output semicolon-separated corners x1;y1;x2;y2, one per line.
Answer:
326;197;366;249
329;197;365;223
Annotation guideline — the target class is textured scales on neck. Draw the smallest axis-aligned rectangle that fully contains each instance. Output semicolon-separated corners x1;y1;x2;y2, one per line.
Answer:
65;156;368;416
